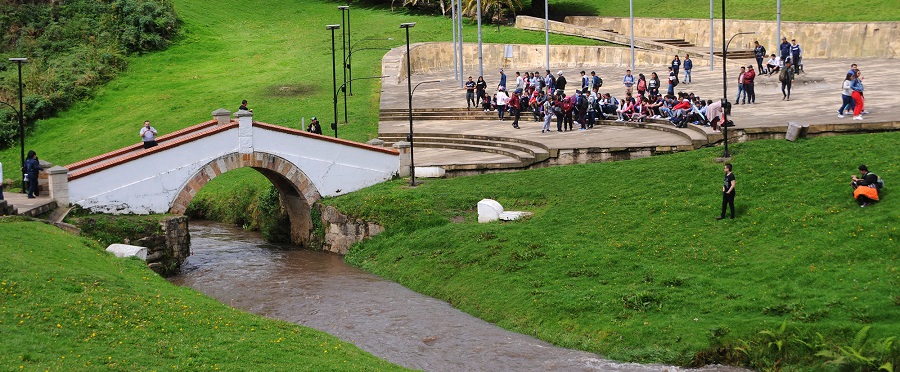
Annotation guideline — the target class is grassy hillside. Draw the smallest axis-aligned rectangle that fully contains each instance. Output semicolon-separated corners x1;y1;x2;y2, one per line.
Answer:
0;218;407;370
329;132;899;370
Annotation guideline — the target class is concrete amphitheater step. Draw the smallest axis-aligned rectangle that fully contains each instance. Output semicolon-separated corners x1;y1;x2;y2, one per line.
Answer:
601;119;709;149
380;133;551;164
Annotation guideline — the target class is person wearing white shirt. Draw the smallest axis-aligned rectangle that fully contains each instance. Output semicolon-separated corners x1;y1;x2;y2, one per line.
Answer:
140;120;158;149
495;87;510;121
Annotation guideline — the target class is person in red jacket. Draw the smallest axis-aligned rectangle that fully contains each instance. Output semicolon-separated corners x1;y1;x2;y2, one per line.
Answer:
744;65;757;104
508;90;522;129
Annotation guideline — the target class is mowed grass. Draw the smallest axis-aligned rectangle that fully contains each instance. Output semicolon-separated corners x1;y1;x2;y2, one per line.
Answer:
0;218;407;370
330;132;899;367
548;0;900;22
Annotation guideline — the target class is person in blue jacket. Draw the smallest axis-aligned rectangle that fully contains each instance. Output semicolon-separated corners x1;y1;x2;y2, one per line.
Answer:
24;150;42;199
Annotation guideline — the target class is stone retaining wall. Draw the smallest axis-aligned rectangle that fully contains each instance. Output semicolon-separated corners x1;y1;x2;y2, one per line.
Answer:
134;216;190;275
564;16;900;59
392;42;704;85
316;204;384;255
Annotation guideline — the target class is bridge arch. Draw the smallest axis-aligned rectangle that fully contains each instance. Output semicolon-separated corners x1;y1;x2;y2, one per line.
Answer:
169;151;321;246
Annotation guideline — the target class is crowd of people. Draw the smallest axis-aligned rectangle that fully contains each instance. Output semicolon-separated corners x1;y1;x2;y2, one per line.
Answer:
464;54;733;133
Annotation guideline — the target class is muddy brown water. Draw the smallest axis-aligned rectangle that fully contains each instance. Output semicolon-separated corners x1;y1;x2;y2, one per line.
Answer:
170;221;744;372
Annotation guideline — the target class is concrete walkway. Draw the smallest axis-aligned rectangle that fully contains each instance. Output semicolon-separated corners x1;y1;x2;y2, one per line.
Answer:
379;56;896;169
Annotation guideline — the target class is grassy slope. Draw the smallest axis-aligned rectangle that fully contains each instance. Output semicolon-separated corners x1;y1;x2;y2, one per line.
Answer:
547;0;900;21
331;133;898;367
0;218;406;370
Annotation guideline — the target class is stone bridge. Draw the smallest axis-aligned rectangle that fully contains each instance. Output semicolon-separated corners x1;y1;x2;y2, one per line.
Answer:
48;110;399;246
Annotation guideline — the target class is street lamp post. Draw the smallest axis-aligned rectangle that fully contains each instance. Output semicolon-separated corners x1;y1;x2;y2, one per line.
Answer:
719;4;758;159
400;22;417;186
339;6;349;125
8;58;27;191
326;24;341;138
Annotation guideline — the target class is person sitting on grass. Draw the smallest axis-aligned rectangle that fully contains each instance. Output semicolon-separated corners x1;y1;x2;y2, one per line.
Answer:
851;164;881;207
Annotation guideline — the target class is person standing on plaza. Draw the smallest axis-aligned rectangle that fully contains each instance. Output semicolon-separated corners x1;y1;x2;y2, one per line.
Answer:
542;95;555;133
671;55;681;78
545;70;556;94
591;71;602;91
717;163;736;220
779;37;791;63
515;71;525;92
475;76;487;106
790;39;802;74
24;150;42;199
140;120;158;149
850;70;865;120
580;71;589;92
666;67;676;96
555;71;567;95
623;70;635;95
498;69;507;91
495;87;509;121
735;66;747;104
838;72;854;118
648;72;660;97
744;65;756;104
465;76;477;109
508;90;522;129
780;61;795;100
636;73;647;98
683;55;693;84
753;41;767;74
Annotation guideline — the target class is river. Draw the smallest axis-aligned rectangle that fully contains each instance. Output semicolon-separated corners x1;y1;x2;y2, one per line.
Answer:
169;221;744;372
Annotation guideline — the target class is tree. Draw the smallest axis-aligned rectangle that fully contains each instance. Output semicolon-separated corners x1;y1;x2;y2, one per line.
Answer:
461;0;524;23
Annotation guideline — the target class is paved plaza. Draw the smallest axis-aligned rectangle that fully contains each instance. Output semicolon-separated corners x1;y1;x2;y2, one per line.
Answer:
379;57;896;168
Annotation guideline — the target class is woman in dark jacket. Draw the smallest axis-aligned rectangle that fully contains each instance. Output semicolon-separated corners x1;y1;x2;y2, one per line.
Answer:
475;76;487;106
24;150;42;198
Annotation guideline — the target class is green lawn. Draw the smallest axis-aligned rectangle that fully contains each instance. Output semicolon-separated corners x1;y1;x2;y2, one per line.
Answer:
330;132;899;369
0;218;407;370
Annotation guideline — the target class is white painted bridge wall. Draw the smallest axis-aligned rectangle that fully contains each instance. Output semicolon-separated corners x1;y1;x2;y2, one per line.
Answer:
68;123;398;214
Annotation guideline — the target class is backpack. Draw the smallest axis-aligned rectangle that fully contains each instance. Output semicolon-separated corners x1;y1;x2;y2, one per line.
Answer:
779;68;789;83
672;76;680;87
870;173;885;190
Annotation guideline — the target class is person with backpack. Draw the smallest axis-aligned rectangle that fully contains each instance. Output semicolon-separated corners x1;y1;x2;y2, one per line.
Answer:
576;91;589;130
779;61;795;100
667;67;677;96
851;164;882;207
590;71;602;91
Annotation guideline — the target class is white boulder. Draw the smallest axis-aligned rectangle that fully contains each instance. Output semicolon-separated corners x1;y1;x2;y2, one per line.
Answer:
106;244;148;260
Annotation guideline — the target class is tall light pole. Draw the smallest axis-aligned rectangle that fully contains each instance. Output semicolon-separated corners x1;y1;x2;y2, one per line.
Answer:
710;0;714;71
451;3;458;82
9;58;27;192
629;0;635;70
720;9;758;159
326;24;341;138
478;0;483;77
339;6;349;124
400;22;418;186
544;0;549;71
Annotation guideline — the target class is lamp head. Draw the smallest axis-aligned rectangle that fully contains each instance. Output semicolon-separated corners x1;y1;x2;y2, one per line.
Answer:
326;24;341;30
399;22;416;29
8;58;28;63
338;6;349;10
